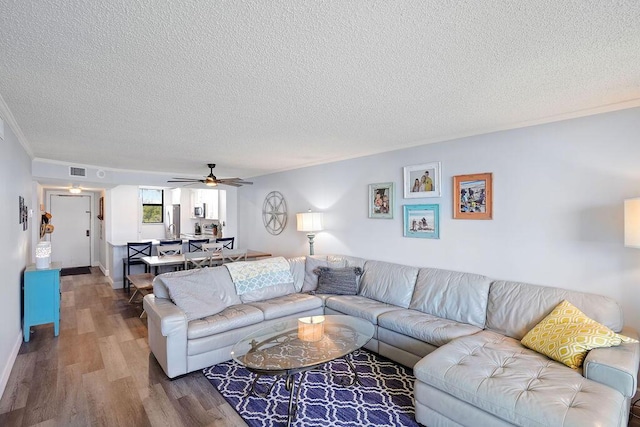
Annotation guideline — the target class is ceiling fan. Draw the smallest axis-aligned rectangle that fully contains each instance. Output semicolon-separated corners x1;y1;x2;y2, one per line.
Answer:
168;164;253;187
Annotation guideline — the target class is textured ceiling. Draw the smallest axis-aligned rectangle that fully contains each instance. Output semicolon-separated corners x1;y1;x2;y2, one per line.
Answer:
1;0;639;180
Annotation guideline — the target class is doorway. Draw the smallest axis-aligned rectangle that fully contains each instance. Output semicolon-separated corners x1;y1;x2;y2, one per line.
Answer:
49;194;92;268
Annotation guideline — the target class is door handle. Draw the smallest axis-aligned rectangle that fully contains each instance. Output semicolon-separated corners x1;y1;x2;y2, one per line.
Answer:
86;230;90;237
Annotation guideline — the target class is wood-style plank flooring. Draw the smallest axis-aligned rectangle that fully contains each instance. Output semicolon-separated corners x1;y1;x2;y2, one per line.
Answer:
0;268;247;427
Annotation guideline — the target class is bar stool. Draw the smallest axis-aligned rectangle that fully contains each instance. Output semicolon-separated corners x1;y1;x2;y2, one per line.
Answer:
122;242;152;292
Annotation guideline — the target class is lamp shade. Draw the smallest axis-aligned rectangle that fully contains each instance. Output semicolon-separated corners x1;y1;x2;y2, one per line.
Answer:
35;241;52;269
297;316;325;342
296;211;324;232
625;198;640;248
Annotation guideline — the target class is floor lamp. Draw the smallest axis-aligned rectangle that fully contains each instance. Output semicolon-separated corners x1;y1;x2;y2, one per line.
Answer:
297;210;324;255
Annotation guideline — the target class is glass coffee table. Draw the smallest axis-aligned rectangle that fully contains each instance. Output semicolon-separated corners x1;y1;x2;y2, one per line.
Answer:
231;315;374;426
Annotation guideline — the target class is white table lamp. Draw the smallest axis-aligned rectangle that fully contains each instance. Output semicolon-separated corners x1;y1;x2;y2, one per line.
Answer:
296;210;324;255
625;198;640;248
35;241;52;269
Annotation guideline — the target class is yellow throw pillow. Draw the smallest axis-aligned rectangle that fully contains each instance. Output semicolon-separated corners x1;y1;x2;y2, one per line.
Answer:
521;300;636;369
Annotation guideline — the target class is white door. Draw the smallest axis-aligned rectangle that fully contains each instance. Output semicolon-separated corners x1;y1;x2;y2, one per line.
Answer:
50;194;91;268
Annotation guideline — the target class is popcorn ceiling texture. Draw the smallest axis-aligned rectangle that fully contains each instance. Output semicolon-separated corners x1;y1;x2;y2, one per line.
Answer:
0;0;639;178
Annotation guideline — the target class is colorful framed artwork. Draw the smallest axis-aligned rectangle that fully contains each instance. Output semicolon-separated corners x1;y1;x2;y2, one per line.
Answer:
453;172;492;219
403;204;439;239
368;182;394;219
403;162;441;198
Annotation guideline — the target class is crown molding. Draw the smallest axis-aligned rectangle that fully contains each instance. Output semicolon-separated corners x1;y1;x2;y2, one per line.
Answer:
0;93;33;158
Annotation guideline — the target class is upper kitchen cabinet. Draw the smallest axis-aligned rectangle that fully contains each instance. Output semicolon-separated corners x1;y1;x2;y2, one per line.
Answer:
189;189;219;220
170;188;181;205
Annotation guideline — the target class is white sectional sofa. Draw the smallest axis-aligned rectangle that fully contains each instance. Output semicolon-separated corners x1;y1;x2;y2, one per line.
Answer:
143;255;639;427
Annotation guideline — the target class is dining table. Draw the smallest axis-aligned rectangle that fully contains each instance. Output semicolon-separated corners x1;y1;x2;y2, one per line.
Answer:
141;249;272;275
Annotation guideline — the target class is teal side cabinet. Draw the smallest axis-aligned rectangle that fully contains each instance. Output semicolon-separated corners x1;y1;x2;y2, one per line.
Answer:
23;262;61;342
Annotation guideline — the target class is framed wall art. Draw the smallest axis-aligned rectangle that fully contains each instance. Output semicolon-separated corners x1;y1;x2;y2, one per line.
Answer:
403;204;439;239
453;172;492;219
368;182;394;219
403;162;441;198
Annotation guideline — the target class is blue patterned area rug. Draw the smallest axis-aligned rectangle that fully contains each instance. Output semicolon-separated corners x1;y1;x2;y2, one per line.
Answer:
203;349;420;427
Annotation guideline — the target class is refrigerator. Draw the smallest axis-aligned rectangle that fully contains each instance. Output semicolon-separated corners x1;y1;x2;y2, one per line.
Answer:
165;205;180;238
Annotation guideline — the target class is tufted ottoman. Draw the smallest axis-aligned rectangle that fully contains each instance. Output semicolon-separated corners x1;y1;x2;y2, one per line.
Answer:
413;330;627;427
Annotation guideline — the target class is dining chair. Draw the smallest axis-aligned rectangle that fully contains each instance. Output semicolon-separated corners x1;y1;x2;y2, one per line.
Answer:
122;242;152;292
216;237;235;249
159;239;182;246
184;251;214;269
202;242;224;267
188;238;210;252
157;244;182;256
221;248;247;263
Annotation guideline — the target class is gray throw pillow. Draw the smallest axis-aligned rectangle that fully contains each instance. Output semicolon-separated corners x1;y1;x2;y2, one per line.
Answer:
313;267;363;295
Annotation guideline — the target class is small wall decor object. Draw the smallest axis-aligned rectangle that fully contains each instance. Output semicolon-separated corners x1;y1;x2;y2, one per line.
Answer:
98;197;104;220
368;182;394;219
403;204;440;239
404;162;442;198
262;191;287;235
19;196;24;223
453;173;493;219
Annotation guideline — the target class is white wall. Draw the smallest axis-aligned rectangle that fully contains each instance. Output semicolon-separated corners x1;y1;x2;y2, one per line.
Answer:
239;107;640;333
0;119;32;398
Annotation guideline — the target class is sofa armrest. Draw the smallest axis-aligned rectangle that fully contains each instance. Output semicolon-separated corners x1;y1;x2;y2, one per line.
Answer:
144;294;188;336
143;294;189;378
583;327;640;398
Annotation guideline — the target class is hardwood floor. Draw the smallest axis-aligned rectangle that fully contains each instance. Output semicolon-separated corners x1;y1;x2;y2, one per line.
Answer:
0;268;247;427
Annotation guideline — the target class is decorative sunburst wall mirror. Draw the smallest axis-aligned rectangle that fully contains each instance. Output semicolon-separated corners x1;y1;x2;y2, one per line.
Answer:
262;191;287;235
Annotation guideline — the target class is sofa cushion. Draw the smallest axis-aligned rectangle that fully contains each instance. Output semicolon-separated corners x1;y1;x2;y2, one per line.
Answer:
486;280;624;340
521;300;636;369
187;304;264;339
325;295;402;324
239;282;297;303
314;267;362;295
288;256;307;292
157;267;241;321
246;293;323;320
410;268;491;328
414;330;627;427
302;256;347;292
153;265;241;305
378;309;482;347
359;260;418;308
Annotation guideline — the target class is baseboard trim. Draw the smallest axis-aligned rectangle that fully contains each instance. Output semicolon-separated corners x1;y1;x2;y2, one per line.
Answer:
98;263;109;277
0;331;23;400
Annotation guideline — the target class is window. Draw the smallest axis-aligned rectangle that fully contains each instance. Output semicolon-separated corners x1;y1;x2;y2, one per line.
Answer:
141;188;163;223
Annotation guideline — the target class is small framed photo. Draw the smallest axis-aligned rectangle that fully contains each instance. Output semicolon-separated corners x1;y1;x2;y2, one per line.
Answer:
403;204;439;239
19;196;24;224
453;173;493;220
368;182;394;219
403;162;441;198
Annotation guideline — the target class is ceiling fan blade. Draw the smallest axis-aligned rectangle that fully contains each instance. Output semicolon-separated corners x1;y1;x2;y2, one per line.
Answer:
217;179;253;185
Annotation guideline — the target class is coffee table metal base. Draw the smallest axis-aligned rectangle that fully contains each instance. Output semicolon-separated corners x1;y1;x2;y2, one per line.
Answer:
247;353;361;426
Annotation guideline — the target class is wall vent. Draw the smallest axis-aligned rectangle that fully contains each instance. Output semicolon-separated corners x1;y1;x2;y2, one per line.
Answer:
69;166;86;177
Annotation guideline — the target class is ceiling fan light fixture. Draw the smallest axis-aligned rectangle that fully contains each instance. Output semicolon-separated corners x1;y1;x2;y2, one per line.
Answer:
205;181;218;187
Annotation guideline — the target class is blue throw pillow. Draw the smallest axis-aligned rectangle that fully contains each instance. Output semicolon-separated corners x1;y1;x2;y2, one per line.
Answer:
313;267;363;295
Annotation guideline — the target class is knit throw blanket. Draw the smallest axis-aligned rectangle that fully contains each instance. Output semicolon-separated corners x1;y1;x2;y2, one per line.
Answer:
224;256;293;295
